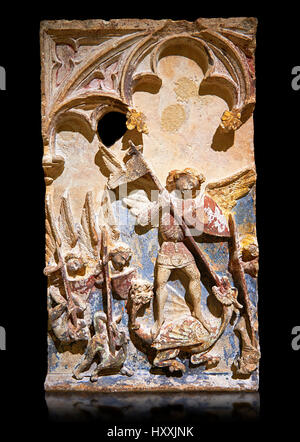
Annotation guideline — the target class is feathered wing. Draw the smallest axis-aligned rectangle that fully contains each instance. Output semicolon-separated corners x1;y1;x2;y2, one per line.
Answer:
123;189;158;227
45;195;61;264
99;187;120;243
78;191;99;259
164;290;191;320
58;191;78;250
205;167;256;217
153;316;208;349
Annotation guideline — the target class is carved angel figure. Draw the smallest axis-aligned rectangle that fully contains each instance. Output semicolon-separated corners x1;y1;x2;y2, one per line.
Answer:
120;143;258;374
44;254;94;343
45;189;135;344
73;311;133;382
124;165;233;338
45;185;139;382
44;192;101;343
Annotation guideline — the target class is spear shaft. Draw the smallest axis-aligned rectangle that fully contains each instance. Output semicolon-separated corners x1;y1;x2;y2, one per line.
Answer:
100;226;116;355
228;213;256;345
56;246;78;329
128;142;222;288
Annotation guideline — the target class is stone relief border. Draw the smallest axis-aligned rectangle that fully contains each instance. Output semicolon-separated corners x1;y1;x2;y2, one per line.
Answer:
41;17;259;391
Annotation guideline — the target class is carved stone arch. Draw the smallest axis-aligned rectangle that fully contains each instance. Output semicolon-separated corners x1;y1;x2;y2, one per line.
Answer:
50;32;148;111
56;110;95;141
43;110;94;187
130;35;210;99
149;32;255;130
120;34;161;104
150;34;212;76
117;31;255;134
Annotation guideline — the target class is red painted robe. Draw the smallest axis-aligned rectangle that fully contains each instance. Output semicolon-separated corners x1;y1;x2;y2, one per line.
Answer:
137;190;230;269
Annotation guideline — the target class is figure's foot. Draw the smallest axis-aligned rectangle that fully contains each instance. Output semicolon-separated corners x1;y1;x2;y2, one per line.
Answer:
73;370;85;380
168;360;186;373
90;374;99;383
190;354;220;367
120;366;134;377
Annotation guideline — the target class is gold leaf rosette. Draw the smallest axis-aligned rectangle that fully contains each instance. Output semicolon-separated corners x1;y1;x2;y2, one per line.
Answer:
126;108;149;134
220;109;242;132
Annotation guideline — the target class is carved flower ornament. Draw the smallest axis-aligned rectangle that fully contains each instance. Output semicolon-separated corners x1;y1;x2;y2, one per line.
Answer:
220;110;242;132
126;108;149;134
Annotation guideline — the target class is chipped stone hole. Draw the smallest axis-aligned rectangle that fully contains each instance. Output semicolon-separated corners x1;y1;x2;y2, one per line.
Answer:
97;111;128;147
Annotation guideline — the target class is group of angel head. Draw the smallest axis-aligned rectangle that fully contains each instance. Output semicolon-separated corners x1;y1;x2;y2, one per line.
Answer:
62;242;132;278
46;191;133;281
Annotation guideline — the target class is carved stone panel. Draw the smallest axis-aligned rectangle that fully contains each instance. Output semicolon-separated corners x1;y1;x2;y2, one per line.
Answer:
41;17;259;392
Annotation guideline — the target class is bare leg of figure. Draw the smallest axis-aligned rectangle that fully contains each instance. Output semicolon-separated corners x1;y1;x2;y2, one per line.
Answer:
180;263;213;333
151;266;172;339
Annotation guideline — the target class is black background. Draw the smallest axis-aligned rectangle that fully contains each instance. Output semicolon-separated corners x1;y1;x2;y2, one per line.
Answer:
0;2;299;437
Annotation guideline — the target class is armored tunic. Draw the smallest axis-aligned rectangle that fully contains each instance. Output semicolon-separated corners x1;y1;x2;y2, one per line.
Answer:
157;193;203;269
134;188;229;269
157;212;195;268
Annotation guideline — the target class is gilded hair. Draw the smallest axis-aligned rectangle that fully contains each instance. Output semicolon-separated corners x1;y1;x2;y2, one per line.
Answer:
165;168;206;192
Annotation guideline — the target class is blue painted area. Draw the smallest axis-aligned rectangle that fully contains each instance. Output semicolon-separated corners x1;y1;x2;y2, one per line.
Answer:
48;193;258;388
245;274;257;308
48;337;60;373
234;190;256;226
223;326;238;365
201;242;230;272
115;200;158;281
89;288;103;317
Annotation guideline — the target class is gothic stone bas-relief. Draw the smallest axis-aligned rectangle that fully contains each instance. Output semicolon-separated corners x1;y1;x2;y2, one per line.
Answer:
41;17;259;391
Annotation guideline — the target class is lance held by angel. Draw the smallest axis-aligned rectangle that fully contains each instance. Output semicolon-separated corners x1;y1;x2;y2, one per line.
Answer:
99;139;260;375
121;142;238;343
124;166;228;338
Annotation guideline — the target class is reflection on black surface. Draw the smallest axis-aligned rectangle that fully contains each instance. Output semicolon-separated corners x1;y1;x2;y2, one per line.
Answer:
46;391;259;423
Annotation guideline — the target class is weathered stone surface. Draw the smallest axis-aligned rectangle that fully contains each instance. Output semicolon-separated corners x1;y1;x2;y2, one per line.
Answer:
41;17;259;392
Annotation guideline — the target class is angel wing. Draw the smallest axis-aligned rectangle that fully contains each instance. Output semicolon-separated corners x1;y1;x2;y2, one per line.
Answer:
58;191;78;250
77;191;99;259
45;195;61;264
99;187;120;243
205;167;256;217
123;189;158;227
